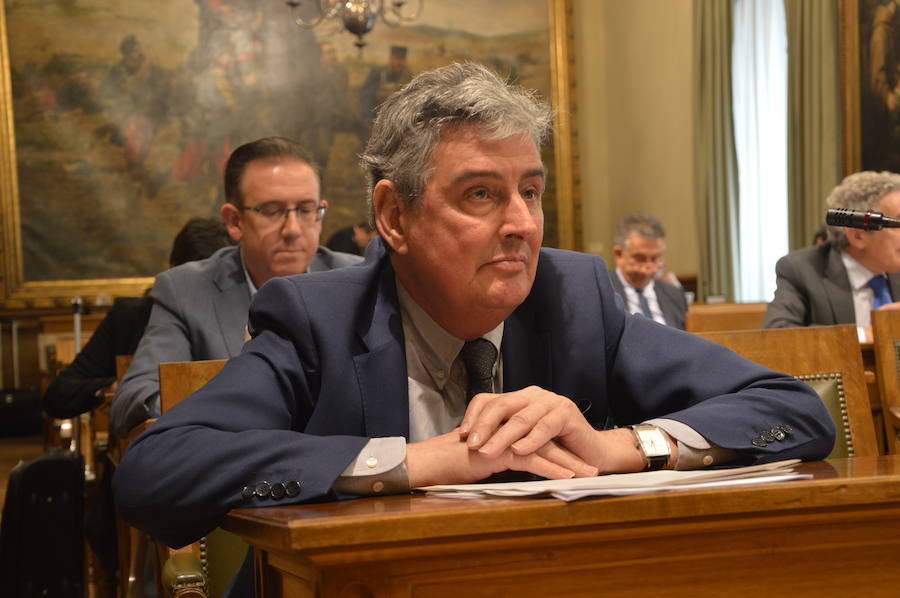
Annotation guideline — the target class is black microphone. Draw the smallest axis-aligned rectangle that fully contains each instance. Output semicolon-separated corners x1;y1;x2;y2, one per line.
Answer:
825;208;900;231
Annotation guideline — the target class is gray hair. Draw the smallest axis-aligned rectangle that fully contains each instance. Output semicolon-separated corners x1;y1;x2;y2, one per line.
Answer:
613;213;666;248
826;171;900;247
360;62;552;216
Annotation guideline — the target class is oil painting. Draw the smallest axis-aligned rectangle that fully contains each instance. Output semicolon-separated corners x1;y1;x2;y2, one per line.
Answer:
0;0;575;307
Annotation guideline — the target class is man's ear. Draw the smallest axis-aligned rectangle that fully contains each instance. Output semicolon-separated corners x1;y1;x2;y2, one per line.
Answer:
373;180;409;254
220;203;243;243
845;226;867;251
612;244;623;259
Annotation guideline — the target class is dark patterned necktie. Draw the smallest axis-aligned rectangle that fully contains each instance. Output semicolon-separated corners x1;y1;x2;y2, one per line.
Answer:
635;287;653;318
868;275;892;309
459;339;497;403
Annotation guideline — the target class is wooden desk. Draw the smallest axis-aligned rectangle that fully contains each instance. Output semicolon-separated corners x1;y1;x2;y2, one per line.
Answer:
224;456;900;597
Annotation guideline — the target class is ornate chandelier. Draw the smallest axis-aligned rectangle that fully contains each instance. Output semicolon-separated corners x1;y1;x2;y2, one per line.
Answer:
286;1;425;49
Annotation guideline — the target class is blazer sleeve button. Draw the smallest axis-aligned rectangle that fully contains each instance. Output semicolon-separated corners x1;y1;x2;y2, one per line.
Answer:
255;481;272;497
284;481;301;497
271;482;286;499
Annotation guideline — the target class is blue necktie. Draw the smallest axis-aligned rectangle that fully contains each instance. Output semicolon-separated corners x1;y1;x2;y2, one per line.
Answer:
635;288;653;318
868;275;892;309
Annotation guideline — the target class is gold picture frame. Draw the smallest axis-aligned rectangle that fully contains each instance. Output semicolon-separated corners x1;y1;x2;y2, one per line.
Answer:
840;0;900;175
0;0;579;309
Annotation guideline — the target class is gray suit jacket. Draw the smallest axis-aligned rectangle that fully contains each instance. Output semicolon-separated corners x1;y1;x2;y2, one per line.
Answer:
763;241;900;328
609;271;688;330
109;245;361;438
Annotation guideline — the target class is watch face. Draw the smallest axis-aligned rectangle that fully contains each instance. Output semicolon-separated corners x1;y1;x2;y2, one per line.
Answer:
646;435;666;454
637;428;669;457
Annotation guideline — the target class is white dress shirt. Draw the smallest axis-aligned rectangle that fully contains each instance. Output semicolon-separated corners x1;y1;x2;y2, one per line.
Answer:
615;269;667;325
840;250;881;342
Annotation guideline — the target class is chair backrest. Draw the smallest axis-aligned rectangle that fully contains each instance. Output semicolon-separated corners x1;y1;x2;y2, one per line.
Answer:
697;325;878;458
115;355;133;382
158;359;241;598
158;359;227;412
685;302;768;333
871;310;900;454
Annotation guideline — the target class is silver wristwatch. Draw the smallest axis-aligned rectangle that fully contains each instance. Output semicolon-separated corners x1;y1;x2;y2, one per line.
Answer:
630;424;671;471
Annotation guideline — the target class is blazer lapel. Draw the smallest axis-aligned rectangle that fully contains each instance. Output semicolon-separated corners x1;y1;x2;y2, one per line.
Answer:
824;246;855;324
502;305;552;392
609;270;625;299
888;272;900;302
655;284;683;329
352;257;410;439
213;248;251;357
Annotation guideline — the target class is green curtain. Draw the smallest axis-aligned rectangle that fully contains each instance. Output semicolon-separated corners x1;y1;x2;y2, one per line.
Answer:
785;0;841;250
693;0;739;301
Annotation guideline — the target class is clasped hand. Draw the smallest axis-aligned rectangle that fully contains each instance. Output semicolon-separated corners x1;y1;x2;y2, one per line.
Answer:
405;386;643;488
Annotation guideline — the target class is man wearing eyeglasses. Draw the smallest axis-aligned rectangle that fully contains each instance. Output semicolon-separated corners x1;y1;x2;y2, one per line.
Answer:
110;137;362;439
610;213;687;330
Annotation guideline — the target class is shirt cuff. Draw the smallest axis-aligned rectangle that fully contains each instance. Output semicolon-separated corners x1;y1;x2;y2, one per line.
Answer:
332;437;410;496
857;325;868;343
646;418;737;470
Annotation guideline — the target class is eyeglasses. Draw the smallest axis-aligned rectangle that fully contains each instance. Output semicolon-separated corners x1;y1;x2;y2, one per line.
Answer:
240;201;326;224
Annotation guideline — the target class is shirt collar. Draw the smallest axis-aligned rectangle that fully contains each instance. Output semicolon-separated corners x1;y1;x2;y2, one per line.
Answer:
841;249;880;291
395;276;503;390
239;247;314;296
239;248;259;297
616;268;655;294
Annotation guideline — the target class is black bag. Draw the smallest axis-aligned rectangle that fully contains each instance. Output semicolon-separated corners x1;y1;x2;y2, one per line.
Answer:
0;318;41;436
0;448;85;597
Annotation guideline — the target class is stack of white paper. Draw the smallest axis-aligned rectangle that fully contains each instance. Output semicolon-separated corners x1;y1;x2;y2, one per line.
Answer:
420;459;808;502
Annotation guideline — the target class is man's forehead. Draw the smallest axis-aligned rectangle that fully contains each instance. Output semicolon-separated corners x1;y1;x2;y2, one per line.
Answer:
626;233;665;251
876;190;900;214
242;157;319;188
433;128;544;177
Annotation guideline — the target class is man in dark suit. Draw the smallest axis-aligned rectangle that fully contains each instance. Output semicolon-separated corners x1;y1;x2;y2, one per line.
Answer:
114;64;834;596
109;137;361;439
764;171;900;342
610;213;688;329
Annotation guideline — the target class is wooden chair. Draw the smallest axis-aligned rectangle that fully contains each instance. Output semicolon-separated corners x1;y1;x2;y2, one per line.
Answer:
157;359;247;598
109;354;159;598
697;324;878;458
685;302;768;333
871;310;900;454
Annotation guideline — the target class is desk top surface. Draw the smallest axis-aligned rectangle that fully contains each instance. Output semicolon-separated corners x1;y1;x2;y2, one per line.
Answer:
223;456;900;554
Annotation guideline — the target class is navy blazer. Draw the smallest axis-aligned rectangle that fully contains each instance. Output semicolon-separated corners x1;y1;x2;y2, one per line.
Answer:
115;239;834;551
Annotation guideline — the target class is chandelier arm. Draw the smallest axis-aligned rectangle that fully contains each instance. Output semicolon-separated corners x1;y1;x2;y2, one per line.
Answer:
380;0;424;26
289;7;326;29
318;0;344;20
286;0;342;30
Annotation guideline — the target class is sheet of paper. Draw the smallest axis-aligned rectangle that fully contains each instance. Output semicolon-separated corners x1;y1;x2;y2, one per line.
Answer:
420;459;804;501
548;472;812;502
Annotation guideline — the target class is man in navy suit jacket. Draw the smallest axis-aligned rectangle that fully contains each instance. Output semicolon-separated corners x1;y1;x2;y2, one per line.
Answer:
115;63;834;596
